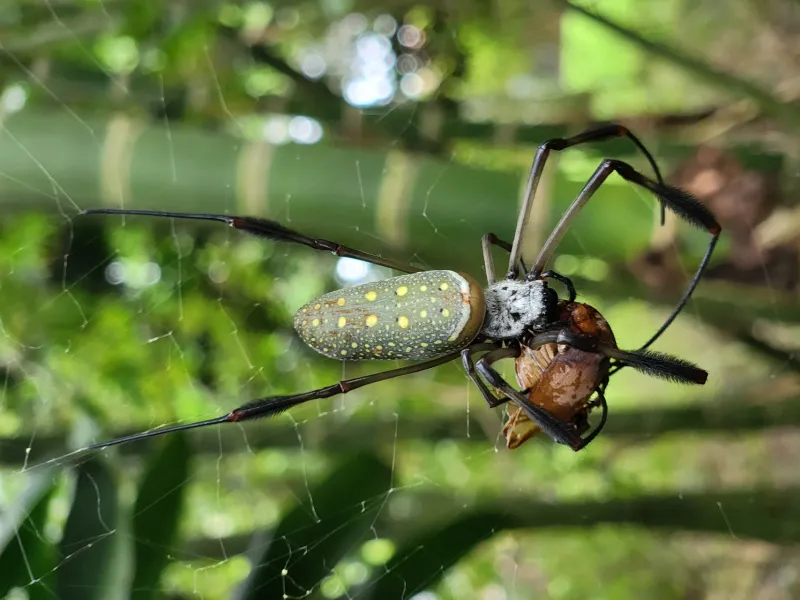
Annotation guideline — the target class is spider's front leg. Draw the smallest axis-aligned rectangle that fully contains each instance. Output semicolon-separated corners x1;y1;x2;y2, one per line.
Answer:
461;342;507;407
482;233;527;284
473;347;585;451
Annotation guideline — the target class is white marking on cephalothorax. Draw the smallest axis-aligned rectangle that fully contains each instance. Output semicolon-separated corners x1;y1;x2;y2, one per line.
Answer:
481;280;550;339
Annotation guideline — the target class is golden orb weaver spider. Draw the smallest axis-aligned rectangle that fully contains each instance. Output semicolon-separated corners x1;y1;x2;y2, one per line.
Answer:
80;124;720;452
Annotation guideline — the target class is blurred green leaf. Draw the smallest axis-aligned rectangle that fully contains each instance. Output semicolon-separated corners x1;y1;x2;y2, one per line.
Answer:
0;472;57;599
359;486;800;598
130;433;191;599
358;511;516;599
559;0;800;128
57;458;119;600
237;452;392;600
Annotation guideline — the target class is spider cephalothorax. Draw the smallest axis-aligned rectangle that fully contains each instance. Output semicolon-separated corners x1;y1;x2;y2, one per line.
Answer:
77;123;721;453
481;279;557;340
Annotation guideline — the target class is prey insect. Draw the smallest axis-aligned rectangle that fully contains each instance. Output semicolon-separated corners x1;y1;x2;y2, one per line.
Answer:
502;302;616;449
80;124;720;452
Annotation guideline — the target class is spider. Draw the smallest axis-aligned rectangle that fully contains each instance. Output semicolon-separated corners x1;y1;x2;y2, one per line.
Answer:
80;124;720;452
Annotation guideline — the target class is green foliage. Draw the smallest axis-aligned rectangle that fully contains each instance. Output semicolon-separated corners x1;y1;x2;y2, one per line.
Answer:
1;0;799;598
130;434;192;600
0;474;57;599
241;453;392;599
56;459;118;600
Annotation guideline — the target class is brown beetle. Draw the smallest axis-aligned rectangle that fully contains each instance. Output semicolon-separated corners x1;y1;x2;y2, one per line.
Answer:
462;286;708;452
503;302;617;449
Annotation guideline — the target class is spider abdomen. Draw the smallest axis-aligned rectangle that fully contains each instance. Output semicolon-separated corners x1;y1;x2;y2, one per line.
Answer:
293;270;486;361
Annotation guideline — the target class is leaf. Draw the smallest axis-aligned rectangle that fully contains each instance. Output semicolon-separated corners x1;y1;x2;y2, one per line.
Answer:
0;472;58;599
236;452;392;600
357;511;516;600
558;0;800;129
130;433;192;600
57;457;119;600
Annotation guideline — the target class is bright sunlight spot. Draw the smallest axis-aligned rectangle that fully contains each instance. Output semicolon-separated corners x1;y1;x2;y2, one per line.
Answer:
361;538;396;565
336;257;370;283
0;83;27;114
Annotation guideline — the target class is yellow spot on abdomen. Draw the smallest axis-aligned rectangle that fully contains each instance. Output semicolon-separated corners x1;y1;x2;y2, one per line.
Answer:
351;342;358;348
337;297;346;306
312;319;320;326
396;286;408;296
338;317;347;328
419;310;427;318
340;349;348;355
366;314;378;327
439;282;449;291
314;303;321;310
398;316;409;329
365;291;377;301
442;309;450;317
420;285;427;291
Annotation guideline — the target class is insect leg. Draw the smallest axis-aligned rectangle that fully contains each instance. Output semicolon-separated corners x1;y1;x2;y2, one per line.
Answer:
528;158;720;353
80;208;421;273
84;351;461;451
474;348;585;450
508;124;665;278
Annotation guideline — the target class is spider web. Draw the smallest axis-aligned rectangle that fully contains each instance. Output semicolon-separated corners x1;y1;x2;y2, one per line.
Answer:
2;2;800;600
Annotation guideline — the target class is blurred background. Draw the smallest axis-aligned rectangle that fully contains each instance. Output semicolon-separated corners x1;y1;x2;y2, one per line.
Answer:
1;0;800;598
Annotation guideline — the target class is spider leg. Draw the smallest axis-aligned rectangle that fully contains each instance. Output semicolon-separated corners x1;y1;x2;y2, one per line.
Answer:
84;351;462;450
481;235;574;301
536;329;707;385
474;348;585;450
572;388;608;451
527;158;721;354
482;233;527;285
461;342;511;407
80;208;421;274
508;124;665;278
539;270;577;302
